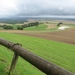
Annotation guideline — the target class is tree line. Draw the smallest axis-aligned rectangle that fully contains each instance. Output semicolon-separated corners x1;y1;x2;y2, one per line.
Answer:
1;22;39;30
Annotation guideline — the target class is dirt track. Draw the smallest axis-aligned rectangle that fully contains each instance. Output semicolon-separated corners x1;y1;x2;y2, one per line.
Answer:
0;28;75;45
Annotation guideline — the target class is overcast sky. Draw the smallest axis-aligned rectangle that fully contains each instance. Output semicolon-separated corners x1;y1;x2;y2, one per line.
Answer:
0;0;75;18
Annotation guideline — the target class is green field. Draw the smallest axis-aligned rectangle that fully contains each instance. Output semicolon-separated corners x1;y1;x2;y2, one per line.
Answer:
23;24;59;32
24;24;47;31
0;32;75;75
0;23;58;32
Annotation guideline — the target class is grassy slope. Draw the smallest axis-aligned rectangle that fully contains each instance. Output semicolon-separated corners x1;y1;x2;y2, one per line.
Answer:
0;32;75;75
0;24;48;31
24;24;47;31
24;24;58;32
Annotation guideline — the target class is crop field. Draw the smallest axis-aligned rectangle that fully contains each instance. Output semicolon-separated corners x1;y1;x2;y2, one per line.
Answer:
0;20;75;75
2;27;75;45
20;28;75;45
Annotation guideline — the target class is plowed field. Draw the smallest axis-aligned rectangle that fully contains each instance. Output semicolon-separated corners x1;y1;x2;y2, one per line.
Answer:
20;29;75;45
0;28;75;45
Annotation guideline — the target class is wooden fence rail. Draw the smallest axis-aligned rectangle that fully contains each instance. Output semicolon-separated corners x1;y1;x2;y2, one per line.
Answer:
0;38;74;75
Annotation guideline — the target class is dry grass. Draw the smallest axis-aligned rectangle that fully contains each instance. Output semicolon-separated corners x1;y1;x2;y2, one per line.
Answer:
46;24;57;29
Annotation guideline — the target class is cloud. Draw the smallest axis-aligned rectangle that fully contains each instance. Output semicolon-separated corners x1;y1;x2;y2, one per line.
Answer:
0;0;19;17
0;0;75;17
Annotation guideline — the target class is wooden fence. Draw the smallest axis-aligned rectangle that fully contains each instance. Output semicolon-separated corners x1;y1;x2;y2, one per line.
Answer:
0;38;74;75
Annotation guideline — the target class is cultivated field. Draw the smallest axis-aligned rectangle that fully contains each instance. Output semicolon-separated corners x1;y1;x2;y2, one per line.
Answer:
46;24;57;29
19;28;75;45
1;27;75;45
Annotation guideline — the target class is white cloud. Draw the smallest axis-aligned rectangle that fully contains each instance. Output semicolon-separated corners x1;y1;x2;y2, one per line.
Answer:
0;0;19;17
0;0;75;17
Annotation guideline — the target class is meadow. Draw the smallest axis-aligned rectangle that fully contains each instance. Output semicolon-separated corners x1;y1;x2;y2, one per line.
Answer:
0;32;75;75
24;24;47;31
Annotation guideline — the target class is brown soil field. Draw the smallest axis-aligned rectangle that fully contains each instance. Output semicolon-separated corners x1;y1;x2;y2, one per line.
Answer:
0;28;75;45
19;29;75;45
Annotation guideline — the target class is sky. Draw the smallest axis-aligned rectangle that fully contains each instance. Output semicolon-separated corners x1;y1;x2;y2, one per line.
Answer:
0;0;75;18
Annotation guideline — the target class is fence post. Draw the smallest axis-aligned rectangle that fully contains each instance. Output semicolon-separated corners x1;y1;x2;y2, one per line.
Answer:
8;52;19;75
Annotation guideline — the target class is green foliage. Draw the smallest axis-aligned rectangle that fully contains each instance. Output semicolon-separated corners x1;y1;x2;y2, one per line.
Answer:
17;26;23;30
28;22;39;27
24;24;47;31
35;22;39;27
3;25;13;30
22;24;27;28
57;22;63;26
0;33;75;74
22;22;39;29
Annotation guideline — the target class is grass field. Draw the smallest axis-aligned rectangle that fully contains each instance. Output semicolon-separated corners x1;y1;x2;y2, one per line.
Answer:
24;24;47;31
23;24;59;32
0;32;75;75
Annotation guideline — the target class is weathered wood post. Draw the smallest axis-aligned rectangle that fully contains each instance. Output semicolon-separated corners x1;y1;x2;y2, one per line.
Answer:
8;52;19;75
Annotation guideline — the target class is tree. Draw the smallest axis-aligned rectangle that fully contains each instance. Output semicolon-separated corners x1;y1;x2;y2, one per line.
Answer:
57;22;62;26
17;27;23;30
22;24;27;28
3;26;13;30
35;22;39;27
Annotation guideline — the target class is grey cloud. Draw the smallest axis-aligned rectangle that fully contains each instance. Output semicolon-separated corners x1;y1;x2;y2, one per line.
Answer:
0;0;75;17
16;0;75;17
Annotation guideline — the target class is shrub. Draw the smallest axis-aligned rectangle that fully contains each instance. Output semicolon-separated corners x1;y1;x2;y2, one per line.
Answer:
17;27;23;30
57;22;63;26
3;26;13;30
22;24;27;28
